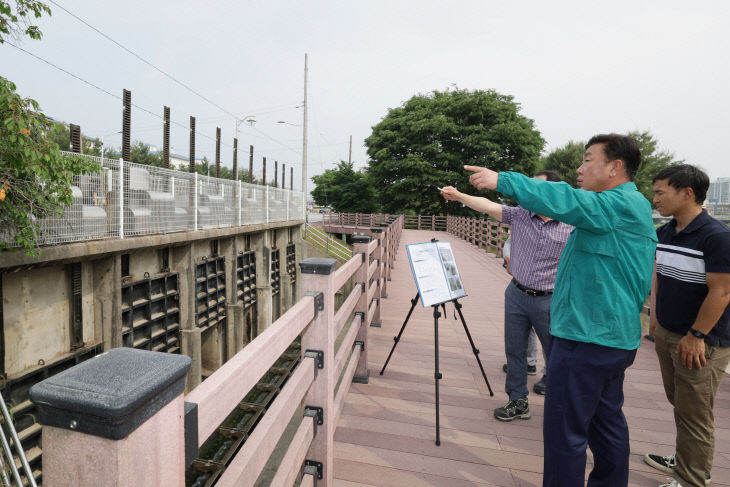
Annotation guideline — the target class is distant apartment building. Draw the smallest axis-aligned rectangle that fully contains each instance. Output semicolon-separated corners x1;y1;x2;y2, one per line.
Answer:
708;177;730;204
707;177;730;215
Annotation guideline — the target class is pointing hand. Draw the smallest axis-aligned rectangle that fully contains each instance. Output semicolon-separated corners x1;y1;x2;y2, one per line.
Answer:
465;165;498;190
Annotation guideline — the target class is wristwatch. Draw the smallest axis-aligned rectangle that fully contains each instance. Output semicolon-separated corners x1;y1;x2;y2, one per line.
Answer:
688;328;709;339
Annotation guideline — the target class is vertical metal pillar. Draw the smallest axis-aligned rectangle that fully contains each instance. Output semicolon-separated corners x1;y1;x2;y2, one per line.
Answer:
163;106;170;169
215;127;221;178
248;145;254;184
122;90;131;221
274;161;278;188
70;124;81;153
232;138;238;180
189;116;196;173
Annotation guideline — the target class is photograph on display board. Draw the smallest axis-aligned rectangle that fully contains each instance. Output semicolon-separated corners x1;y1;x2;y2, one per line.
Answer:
406;241;467;307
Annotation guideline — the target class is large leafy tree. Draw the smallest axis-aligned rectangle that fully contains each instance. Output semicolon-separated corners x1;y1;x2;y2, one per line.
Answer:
0;76;99;253
0;0;50;43
540;132;680;202
541;140;584;187
366;88;544;215
311;161;379;213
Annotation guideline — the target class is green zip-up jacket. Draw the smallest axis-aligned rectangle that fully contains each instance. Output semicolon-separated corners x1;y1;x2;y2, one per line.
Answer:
497;172;657;350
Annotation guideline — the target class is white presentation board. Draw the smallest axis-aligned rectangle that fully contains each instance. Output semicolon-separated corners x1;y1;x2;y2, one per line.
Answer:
406;241;467;307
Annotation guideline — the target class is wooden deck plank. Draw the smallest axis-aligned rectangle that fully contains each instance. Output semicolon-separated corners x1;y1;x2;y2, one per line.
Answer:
333;229;730;486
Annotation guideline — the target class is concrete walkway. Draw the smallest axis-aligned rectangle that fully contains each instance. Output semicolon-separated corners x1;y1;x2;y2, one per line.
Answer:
333;229;730;486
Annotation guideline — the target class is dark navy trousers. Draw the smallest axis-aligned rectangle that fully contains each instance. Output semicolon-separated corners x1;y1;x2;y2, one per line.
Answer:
543;337;637;487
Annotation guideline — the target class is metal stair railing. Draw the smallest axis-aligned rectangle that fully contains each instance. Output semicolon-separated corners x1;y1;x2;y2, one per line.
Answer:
0;394;37;487
303;224;353;263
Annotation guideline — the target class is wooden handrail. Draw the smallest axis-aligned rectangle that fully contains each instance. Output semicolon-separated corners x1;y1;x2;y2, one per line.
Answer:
334;315;363;382
333;255;361;291
186;295;316;444
334;286;362;336
215;356;316;487
268;417;314;487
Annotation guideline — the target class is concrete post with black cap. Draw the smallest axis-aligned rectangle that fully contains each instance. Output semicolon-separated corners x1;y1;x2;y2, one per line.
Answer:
299;257;337;487
29;348;192;486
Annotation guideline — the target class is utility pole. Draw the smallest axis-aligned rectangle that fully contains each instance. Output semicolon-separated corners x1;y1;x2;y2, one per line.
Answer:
302;53;308;201
348;135;352;164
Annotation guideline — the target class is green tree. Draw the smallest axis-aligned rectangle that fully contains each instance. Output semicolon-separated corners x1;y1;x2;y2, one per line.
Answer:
129;140;162;167
541;140;584;187
312;161;379;213
366;88;544;216
0;76;99;253
0;0;51;43
631;130;682;202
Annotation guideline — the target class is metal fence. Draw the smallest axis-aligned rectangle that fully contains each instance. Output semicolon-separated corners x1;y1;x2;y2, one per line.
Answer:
9;152;306;247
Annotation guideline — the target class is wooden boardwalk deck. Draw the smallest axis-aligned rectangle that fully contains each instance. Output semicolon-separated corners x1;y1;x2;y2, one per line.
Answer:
333;229;730;487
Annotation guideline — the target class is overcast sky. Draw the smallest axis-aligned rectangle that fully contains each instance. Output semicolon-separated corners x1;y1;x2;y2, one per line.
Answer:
3;0;729;192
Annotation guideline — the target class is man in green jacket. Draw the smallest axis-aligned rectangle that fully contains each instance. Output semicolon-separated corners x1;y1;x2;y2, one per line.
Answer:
466;133;656;487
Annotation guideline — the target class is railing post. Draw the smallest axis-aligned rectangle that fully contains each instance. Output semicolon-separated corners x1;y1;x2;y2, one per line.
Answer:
370;227;384;327
298;258;337;487
265;185;270;223
29;348;192;487
431;215;435;230
118;158;124;239
352;236;372;383
238;180;242;226
193;172;198;231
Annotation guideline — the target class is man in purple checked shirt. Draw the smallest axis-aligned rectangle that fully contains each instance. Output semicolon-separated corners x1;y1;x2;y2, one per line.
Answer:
442;170;573;421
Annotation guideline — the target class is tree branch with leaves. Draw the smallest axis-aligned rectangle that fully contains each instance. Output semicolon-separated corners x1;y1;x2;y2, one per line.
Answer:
1;76;100;254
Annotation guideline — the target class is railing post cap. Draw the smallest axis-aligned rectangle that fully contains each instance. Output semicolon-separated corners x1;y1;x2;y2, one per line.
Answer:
351;235;372;243
299;257;338;275
376;222;389;227
370;227;383;234
29;348;191;440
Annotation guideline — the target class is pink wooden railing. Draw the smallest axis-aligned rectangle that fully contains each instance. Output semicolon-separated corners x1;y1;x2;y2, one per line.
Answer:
34;217;404;487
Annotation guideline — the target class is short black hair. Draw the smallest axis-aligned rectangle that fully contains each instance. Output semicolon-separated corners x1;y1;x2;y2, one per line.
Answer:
533;170;561;182
653;164;709;204
585;134;641;180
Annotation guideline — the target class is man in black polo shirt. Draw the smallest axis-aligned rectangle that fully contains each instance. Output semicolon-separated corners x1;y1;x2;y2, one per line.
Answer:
644;165;730;487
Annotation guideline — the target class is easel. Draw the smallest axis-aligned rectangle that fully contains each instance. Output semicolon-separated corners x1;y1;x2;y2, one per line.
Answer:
379;293;494;445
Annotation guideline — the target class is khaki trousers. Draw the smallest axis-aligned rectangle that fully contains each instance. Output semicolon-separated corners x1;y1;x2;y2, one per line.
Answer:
654;325;730;487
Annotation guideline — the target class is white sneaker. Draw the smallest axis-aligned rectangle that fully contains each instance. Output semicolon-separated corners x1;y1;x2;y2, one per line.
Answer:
659;479;682;487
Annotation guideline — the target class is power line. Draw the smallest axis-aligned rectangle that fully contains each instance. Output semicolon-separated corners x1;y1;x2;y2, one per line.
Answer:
4;40;229;148
47;0;240;120
5;41;120;101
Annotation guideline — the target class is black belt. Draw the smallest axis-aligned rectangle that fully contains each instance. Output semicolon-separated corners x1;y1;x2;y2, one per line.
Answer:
512;278;552;297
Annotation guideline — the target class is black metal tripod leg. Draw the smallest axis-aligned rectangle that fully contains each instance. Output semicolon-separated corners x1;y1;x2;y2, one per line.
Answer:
379;293;420;375
453;300;494;396
433;305;442;446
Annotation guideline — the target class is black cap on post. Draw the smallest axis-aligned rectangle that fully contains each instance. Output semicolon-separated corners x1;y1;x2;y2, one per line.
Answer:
299;257;337;275
351;235;372;244
370;227;383;234
29;348;191;440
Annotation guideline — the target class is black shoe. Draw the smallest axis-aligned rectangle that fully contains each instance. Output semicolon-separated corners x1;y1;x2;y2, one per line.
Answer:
643;454;712;485
502;363;537;375
494;399;530;421
533;376;546;395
